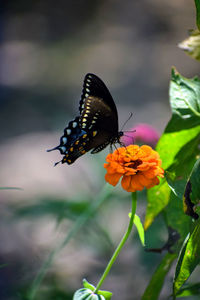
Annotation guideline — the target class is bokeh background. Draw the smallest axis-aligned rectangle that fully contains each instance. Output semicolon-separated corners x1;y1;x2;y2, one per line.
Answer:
0;1;199;299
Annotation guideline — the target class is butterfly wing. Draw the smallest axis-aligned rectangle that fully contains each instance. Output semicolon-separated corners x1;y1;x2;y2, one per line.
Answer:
48;74;120;165
80;95;119;152
79;73;118;120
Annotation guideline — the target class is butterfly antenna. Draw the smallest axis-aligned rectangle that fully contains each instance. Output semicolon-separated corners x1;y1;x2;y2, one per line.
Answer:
121;112;133;131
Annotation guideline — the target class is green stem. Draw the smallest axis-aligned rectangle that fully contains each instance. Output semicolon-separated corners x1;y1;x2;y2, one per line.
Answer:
94;192;137;293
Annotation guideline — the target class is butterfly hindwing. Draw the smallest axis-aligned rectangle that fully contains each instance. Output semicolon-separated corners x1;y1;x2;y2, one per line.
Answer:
48;73;123;165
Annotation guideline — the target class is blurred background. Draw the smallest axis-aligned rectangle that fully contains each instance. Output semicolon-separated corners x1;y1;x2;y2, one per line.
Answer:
0;0;199;299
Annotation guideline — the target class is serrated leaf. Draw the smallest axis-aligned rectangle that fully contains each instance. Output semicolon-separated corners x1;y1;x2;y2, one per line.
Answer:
73;288;105;300
133;214;145;246
173;219;200;296
142;253;177;300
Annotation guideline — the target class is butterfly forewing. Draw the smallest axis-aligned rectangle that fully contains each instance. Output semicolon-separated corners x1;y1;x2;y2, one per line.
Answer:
48;73;122;165
80;96;118;132
79;74;118;118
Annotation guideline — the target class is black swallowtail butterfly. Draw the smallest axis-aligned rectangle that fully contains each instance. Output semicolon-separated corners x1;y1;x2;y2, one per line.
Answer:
47;73;123;165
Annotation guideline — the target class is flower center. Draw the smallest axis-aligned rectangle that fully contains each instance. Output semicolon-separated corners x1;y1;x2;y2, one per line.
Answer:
128;159;142;169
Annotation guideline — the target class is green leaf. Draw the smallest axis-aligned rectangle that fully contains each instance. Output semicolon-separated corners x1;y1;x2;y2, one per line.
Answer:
145;69;200;229
133;214;145;246
156;128;200;171
83;279;95;291
183;158;200;219
166;173;186;200
176;282;200;297
162;134;199;203
97;290;112;300
144;179;170;230
166;134;200;181
142;253;177;300
167;68;200;131
164;192;192;248
195;0;200;31
186;157;200;205
82;280;112;300
173;219;200;296
178;30;200;61
73;288;105;300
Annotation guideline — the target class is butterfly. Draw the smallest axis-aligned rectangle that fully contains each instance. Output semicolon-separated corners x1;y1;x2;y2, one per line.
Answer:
47;73;123;165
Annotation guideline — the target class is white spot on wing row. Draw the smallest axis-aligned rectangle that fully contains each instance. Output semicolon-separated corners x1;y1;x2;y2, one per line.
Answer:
62;137;67;144
60;146;66;152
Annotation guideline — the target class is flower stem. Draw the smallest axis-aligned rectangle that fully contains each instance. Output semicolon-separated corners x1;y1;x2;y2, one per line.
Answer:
94;192;137;293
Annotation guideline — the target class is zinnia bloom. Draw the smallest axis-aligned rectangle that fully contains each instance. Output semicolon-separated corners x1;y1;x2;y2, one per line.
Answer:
104;145;164;193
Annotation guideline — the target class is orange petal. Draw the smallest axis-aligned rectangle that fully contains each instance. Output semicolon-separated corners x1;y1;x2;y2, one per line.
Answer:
130;175;144;191
137;162;151;171
137;173;151;187
142;169;156;179
146;177;160;189
140;145;154;155
121;175;132;192
105;173;122;186
116;165;126;174
124;167;137;176
105;162;120;174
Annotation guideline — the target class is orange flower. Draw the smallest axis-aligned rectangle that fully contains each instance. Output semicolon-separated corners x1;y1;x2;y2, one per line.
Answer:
104;145;164;193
